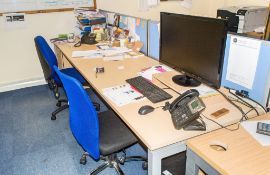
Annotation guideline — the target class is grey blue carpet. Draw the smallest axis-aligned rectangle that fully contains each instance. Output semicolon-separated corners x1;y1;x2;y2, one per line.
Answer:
0;85;147;175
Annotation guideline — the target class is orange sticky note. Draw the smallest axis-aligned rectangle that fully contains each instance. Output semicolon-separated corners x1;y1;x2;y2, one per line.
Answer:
136;18;141;26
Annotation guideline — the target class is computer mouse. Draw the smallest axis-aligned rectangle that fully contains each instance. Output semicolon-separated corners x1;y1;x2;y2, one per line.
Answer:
138;105;155;115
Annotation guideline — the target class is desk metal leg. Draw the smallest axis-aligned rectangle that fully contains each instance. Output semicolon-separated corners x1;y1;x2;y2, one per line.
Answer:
148;141;186;175
185;148;220;175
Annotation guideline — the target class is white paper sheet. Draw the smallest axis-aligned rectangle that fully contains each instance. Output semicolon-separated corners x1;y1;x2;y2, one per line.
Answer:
106;12;115;25
180;85;218;98
71;50;102;58
180;0;192;9
138;0;149;11
148;0;159;6
241;120;270;146
103;84;145;107
226;36;261;89
72;47;131;59
2;13;27;29
138;65;173;81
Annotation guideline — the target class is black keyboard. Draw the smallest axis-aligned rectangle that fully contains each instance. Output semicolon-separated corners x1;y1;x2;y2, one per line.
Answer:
126;76;172;103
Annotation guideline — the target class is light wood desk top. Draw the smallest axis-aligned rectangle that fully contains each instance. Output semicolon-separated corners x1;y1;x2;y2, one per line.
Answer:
187;114;270;175
55;43;261;151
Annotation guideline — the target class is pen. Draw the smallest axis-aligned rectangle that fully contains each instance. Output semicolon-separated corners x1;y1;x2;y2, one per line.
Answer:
134;96;144;100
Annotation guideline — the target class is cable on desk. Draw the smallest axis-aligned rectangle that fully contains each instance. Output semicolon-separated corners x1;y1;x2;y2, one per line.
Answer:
201;113;240;131
202;107;256;132
229;98;251;107
228;94;259;117
216;89;247;119
226;87;267;114
228;89;260;116
242;94;267;113
155;105;165;109
153;77;181;95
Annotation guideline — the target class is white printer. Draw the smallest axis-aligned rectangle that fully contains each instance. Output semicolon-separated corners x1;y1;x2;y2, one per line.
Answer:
217;6;268;33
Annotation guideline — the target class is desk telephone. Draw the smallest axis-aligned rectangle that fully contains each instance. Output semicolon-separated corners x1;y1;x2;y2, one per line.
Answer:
168;89;206;130
74;32;97;47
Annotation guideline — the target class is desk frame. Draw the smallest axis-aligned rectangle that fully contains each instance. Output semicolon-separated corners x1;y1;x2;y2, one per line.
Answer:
186;148;220;175
148;141;186;175
54;43;262;175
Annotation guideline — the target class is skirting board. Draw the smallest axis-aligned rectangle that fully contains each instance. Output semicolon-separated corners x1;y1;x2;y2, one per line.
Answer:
0;77;47;93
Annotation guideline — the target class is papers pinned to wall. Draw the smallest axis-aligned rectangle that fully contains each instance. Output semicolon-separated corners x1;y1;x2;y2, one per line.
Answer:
180;0;192;9
2;13;27;29
103;12;115;25
138;0;159;11
226;36;261;89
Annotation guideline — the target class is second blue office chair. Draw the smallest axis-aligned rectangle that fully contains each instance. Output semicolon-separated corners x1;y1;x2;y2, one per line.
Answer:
34;36;99;120
53;65;146;175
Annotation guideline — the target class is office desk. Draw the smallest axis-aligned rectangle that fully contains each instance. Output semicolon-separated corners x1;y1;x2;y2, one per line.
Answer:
54;43;261;175
186;114;270;175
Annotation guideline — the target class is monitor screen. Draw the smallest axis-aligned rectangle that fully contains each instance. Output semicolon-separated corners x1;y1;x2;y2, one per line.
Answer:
160;12;228;89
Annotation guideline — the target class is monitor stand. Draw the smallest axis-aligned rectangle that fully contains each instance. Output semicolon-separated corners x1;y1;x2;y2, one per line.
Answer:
172;75;201;87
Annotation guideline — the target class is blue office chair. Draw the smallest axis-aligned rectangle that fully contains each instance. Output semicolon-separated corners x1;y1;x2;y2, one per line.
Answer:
34;36;99;120
53;65;146;174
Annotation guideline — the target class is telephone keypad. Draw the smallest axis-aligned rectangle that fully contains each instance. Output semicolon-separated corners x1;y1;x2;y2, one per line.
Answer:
171;105;197;129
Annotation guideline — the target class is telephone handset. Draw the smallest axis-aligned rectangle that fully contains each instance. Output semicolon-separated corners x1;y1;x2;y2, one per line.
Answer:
74;32;97;47
169;89;206;130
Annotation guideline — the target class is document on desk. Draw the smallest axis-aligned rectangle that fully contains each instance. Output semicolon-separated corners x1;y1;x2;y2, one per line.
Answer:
180;85;218;98
226;36;261;89
241;120;270;146
72;47;131;60
103;84;145;107
72;50;103;58
138;65;173;81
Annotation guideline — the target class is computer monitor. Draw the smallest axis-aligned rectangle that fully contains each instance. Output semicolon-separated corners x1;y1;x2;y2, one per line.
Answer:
160;12;228;89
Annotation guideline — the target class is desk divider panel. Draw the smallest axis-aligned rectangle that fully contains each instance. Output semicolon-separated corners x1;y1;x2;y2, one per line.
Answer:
119;15;148;55
148;20;160;60
221;34;270;108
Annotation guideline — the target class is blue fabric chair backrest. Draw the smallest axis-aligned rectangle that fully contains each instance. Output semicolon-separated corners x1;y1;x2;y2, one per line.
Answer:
53;65;100;160
34;36;61;84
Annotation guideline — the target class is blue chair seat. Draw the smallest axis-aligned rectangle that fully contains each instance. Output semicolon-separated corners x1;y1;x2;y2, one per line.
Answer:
61;68;86;85
99;110;137;156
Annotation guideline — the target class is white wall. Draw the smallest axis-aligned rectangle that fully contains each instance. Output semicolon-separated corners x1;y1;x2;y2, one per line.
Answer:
97;0;226;20
97;0;269;20
0;11;76;91
225;0;269;6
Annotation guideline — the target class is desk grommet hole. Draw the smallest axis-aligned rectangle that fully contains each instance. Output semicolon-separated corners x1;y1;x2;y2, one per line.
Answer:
209;140;228;151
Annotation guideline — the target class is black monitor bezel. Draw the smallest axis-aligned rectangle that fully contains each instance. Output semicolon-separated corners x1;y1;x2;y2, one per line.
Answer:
159;12;228;89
